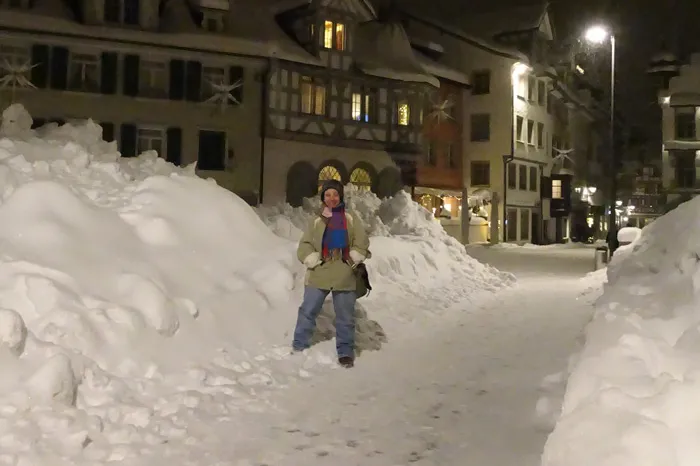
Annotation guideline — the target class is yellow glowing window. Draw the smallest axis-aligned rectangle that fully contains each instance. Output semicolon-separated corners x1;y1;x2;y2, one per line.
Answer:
398;101;410;126
300;76;326;116
350;167;372;191
323;21;333;48
352;93;362;120
335;23;346;50
318;165;342;190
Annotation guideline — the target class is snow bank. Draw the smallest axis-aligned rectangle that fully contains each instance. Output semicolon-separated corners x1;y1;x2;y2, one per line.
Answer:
0;103;513;464
542;197;700;466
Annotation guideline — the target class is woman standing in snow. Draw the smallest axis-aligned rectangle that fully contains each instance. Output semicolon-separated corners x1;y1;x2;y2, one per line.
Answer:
292;179;370;368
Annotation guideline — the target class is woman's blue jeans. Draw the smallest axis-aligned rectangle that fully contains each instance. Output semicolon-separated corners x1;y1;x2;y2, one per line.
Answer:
292;287;356;358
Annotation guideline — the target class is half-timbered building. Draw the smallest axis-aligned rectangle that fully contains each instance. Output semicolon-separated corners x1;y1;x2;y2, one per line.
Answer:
0;0;464;206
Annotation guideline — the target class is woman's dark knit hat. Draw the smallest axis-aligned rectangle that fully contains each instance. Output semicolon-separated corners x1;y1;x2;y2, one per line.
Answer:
320;179;344;202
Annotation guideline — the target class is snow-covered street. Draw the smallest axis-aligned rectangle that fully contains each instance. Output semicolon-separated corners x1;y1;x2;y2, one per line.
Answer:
219;246;600;466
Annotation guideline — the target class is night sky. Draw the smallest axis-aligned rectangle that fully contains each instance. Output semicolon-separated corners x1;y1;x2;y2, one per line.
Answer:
393;0;700;153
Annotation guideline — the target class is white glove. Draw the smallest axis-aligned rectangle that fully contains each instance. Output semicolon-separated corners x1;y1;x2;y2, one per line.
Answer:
303;252;322;269
349;250;365;264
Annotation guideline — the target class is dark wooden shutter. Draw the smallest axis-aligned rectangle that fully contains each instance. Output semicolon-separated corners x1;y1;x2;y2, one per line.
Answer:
101;122;115;142
185;60;202;102
100;52;118;94
49;46;69;90
166;127;182;166
123;54;140;97
541;176;552;198
30;45;50;89
168;59;185;100
120;123;137;157
229;66;244;105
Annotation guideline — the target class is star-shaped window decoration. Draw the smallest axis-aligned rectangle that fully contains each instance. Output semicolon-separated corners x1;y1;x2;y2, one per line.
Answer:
552;147;575;166
204;78;243;113
0;59;37;101
425;97;454;124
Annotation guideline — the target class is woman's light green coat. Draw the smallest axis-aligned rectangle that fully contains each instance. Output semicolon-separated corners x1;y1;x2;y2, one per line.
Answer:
296;213;371;291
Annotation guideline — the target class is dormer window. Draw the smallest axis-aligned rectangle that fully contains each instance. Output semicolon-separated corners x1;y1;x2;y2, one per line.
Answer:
201;10;225;32
104;0;139;25
323;20;346;51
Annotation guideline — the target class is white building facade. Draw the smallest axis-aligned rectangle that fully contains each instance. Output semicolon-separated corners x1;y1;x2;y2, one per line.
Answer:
659;53;700;206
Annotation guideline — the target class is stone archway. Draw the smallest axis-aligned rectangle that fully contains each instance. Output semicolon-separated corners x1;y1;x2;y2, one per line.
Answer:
286;161;317;207
376;167;403;199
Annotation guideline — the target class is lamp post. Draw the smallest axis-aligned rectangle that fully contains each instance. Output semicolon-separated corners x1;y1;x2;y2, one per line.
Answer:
584;25;617;254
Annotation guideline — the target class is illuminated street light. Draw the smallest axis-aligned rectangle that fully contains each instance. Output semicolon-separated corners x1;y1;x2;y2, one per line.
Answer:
584;25;610;44
583;23;618;254
511;62;530;80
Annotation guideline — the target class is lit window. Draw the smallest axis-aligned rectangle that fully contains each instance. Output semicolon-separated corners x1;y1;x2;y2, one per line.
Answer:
300;76;326;116
351;89;375;122
318;165;342;190
398;101;410;126
352;93;362;120
350;167;372;191
552;179;562;199
335;23;346;50
323;21;333;48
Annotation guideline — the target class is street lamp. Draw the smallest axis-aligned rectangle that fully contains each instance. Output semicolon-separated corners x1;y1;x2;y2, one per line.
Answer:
583;24;617;254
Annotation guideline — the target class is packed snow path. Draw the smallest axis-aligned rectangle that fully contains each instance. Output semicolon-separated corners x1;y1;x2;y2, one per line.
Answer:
220;246;599;466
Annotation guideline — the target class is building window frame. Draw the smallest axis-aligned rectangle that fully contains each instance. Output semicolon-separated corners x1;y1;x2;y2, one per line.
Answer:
300;76;327;116
67;51;100;93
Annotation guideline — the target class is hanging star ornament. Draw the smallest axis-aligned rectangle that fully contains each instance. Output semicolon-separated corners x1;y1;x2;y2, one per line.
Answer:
552;147;575;166
204;78;243;113
425;97;454;124
0;59;37;102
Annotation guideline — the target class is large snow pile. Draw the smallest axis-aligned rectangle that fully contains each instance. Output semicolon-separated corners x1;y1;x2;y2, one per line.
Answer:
0;103;513;464
542;197;700;466
258;185;514;320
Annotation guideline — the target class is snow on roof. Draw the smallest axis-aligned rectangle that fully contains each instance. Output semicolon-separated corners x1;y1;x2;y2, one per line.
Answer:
668;92;700;107
223;0;321;65
414;49;470;86
265;0;376;19
0;7;321;66
399;7;527;61
663;140;700;151
353;20;440;87
460;3;547;38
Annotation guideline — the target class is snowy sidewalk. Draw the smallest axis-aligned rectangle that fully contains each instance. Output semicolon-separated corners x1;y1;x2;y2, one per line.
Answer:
224;249;599;466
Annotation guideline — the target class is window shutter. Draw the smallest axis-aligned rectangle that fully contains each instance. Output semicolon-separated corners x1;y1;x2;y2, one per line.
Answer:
30;45;50;88
168;59;185;100
166;127;182;166
101;122;115;142
123;54;140;97
185;60;202;102
49;46;69;90
120;123;137;157
100;52;118;94
541;176;552;198
229;66;244;105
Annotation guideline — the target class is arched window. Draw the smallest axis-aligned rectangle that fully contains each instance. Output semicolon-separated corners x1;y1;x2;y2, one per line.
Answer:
350;167;372;192
318;164;342;190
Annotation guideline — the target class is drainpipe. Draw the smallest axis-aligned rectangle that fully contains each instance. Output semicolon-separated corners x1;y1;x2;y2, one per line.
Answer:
258;58;272;205
502;75;515;243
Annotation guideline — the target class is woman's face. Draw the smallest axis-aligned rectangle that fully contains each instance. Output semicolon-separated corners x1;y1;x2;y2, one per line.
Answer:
324;189;340;208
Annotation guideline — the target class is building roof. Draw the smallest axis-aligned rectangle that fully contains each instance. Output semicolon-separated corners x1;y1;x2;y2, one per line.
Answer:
459;3;549;39
353;20;440;87
413;49;470;86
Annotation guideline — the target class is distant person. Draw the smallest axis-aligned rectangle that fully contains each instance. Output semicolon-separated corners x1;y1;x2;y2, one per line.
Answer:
291;180;371;368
